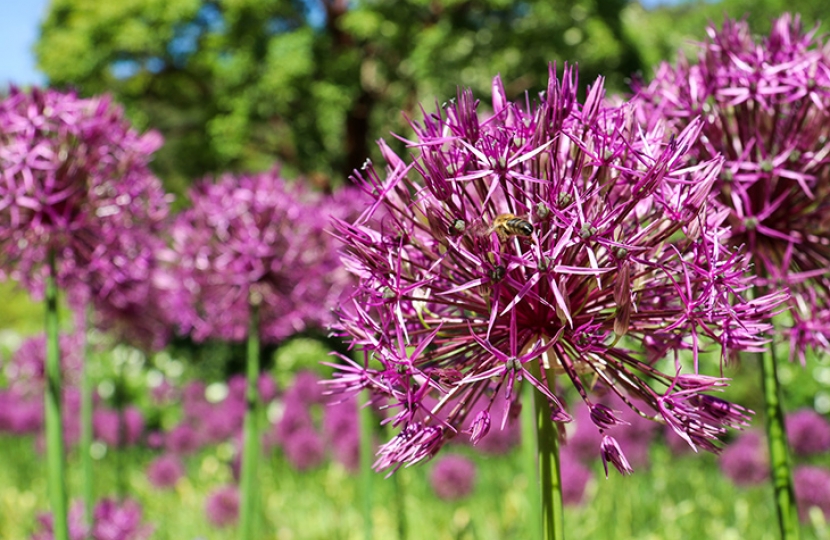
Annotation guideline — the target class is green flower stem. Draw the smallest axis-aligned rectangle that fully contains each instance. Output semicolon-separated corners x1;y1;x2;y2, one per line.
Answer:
530;362;565;540
45;250;69;540
392;468;407;540
239;296;261;540
81;305;94;536
521;380;542;540
760;346;800;540
359;388;374;540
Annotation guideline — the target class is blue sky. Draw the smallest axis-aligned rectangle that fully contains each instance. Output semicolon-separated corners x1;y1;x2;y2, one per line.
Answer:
1;0;687;88
1;0;49;87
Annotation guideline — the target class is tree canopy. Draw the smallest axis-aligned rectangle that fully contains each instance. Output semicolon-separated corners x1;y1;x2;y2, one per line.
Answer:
36;0;829;197
36;0;644;197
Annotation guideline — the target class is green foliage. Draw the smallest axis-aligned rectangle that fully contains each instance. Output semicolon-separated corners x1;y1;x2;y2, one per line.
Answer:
623;0;830;79
36;0;643;199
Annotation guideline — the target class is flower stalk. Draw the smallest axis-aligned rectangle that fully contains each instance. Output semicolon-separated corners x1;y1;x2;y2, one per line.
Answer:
531;362;565;540
761;346;801;539
239;293;262;540
521;381;542;539
45;249;69;540
359;388;375;540
81;305;94;537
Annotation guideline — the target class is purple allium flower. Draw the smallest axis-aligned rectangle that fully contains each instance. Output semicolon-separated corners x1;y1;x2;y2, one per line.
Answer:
288;370;326;406
91;499;153;540
560;448;593;506
32;499;152;540
6;333;84;394
146;454;185;489
92;406;145;447
204;485;240;528
786;409;830;457
429;454;477;500
719;430;769;486
0;88;170;344
258;373;278;403
794;466;830;522
632;14;830;361
323;395;361;470
167;168;359;343
275;392;315;443
165;423;202;455
326;65;781;472
283;427;326;471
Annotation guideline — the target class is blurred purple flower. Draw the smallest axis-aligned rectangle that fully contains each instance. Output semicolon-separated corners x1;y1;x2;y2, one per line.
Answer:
32;499;152;540
204;485;240;528
560;448;593;506
258;373;278;403
327;65;780;472
323;395;361;471
165;423;202;455
786;409;830;457
283;427;326;471
288;370;326;406
93;406;145;447
429;455;476;500
5;333;84;394
146;454;185;489
275;391;315;443
719;431;769;486
166;168;361;344
0;88;171;348
794;466;830;522
632;14;830;361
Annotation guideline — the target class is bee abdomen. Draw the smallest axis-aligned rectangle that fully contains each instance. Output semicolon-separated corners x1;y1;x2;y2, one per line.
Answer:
508;218;534;236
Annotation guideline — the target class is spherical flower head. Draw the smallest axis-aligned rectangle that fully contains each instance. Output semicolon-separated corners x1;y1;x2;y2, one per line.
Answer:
165;423;202;455
92;406;145;447
167;168;360;343
719;430;769;486
204;485;240;528
429;454;476;500
283;427;326;471
91;498;153;540
7;332;84;394
327;64;780;473
632;14;830;358
786;408;830;457
32;499;152;540
559;448;593;506
794;466;830;522
0;88;169;313
146;454;185;489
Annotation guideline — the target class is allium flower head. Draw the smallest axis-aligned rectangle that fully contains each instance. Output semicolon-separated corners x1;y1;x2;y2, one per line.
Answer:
786;408;830;457
168;169;362;343
0;87;169;317
429;454;476;500
794;466;830;522
32;499;152;540
632;14;830;360
204;485;240;528
719;430;769;486
146;454;185;489
327;64;782;472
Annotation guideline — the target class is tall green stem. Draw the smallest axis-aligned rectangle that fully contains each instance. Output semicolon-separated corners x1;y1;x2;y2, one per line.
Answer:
45;250;69;540
359;388;374;540
81;305;94;536
521;381;542;539
239;295;261;540
530;363;565;540
760;347;800;540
